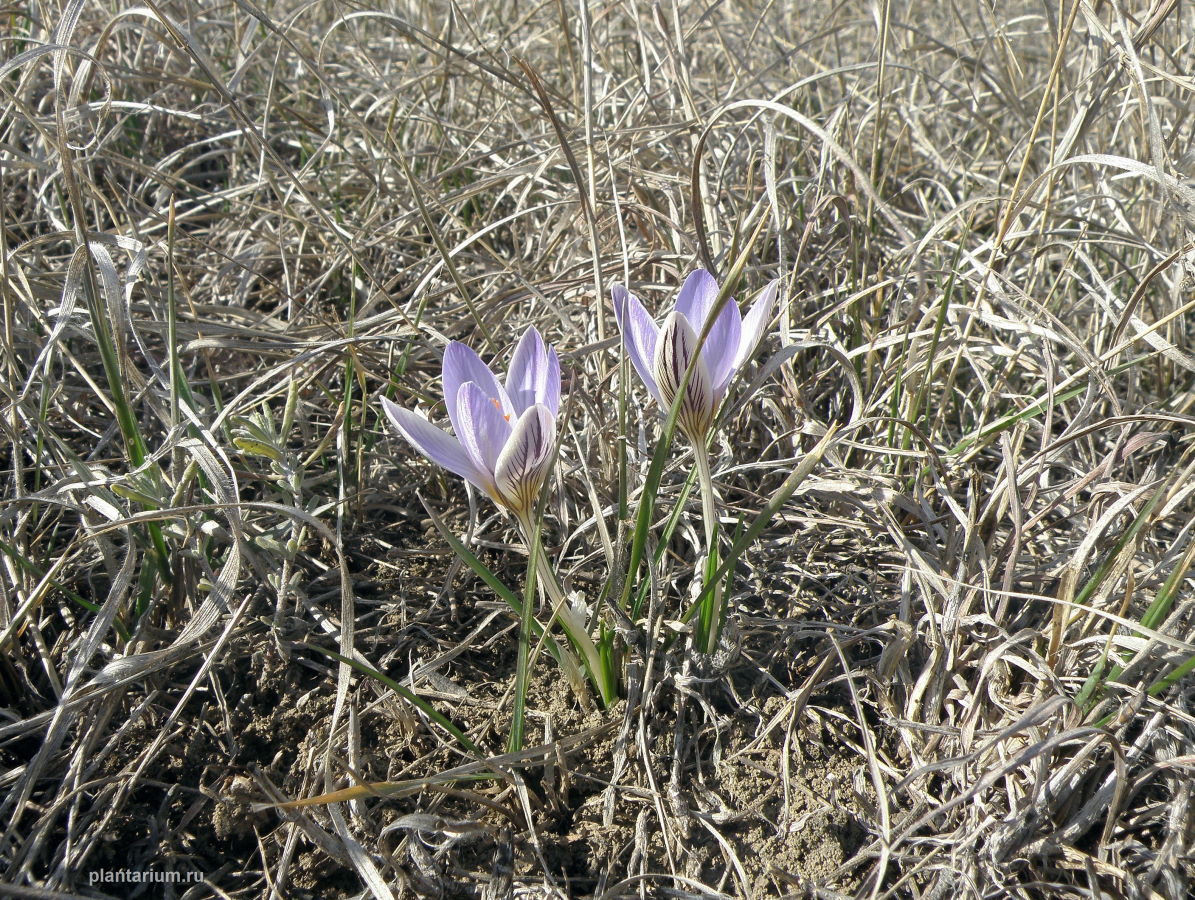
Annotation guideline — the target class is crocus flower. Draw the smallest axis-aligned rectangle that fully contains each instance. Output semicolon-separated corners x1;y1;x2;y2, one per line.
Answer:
382;327;561;518
612;269;778;442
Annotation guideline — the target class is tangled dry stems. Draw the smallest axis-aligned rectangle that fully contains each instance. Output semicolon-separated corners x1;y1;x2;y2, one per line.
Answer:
2;0;1194;897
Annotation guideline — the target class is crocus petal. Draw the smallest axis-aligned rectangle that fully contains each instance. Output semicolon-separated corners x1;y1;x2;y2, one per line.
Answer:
703;299;743;398
733;278;780;371
612;284;664;405
456;381;513;481
381;397;492;494
494;404;556;515
675;269;720;331
653;311;716;440
506;326;560;417
544;347;561;415
443;341;514;438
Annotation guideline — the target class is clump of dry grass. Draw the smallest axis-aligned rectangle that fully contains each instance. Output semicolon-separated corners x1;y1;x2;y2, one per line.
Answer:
2;0;1194;897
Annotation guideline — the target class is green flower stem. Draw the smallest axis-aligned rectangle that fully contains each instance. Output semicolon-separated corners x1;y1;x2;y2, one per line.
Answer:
422;499;586;698
508;515;538;752
693;440;723;654
516;516;616;708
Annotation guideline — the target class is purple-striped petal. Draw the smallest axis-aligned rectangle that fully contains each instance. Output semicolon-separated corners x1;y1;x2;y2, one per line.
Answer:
675;269;719;331
612;284;663;405
381;397;491;494
443;341;513;439
733;278;779;372
653;311;716;440
456;381;512;481
506;326;560;417
494;404;556;515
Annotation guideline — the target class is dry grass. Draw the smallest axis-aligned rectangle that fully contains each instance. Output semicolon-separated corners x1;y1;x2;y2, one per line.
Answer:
2;0;1195;897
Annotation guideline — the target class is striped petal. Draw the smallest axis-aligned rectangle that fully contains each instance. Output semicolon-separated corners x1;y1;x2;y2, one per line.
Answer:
653;311;716;440
494;404;556;515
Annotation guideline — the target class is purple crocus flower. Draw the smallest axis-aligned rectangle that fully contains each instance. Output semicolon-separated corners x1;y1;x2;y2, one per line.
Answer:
382;327;561;517
612;269;778;441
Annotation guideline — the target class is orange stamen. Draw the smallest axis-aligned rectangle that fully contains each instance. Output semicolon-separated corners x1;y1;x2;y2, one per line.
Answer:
490;396;511;421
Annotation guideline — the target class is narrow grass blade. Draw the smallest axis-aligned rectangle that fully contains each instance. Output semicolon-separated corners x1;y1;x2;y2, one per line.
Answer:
508;516;541;753
683;424;840;620
266;722;614;812
302;644;478;754
420;497;581;679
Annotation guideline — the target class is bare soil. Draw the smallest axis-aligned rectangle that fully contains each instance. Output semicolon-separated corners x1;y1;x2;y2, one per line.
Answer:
71;517;877;898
